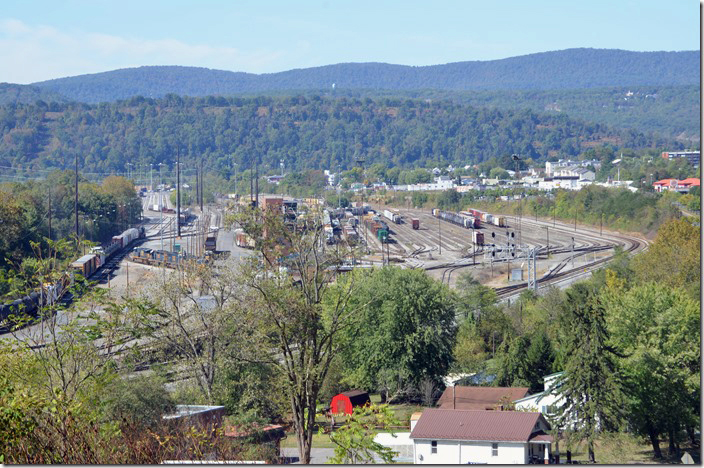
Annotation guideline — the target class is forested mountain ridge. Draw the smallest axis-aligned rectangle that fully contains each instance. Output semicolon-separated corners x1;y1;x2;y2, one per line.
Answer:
30;48;698;104
340;85;700;143
0;95;684;175
0;83;69;105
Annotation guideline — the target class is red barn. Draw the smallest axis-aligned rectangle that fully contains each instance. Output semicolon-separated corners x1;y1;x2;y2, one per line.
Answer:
330;390;371;415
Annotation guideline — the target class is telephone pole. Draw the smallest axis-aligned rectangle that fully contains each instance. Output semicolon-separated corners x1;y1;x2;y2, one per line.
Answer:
48;190;52;241
75;153;79;247
200;159;204;211
176;149;181;238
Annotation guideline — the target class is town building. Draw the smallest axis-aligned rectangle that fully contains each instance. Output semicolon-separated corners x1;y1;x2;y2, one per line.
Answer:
652;178;700;193
513;372;563;416
661;151;700;167
410;409;552;464
436;386;530;411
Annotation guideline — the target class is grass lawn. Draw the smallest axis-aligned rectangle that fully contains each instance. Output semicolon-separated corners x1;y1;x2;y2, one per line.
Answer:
565;433;700;465
280;431;337;449
281;394;426;450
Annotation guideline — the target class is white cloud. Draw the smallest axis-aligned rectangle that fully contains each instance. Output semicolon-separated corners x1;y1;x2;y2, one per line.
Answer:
0;18;287;83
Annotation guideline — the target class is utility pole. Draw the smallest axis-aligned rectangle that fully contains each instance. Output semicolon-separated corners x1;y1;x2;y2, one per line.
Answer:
571;237;575;269
553;203;556;227
150;164;153;191
159;163;165;278
75;153;79;248
574;210;577;232
506;231;511;282
545;226;549;257
200;159;204;211
48;190;52;241
195;164;199;212
600;212;603;237
255;161;259;208
234;161;238;200
438;217;442;255
176;149;181;238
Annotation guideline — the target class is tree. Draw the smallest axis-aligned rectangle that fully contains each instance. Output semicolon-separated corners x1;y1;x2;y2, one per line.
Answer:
496;331;554;393
489;167;510;179
630;219;700;299
326;404;400;464
233;207;359;464
135;259;243;403
334;267;456;403
555;283;623;463
454;272;499;320
606;283;700;458
451;318;487;373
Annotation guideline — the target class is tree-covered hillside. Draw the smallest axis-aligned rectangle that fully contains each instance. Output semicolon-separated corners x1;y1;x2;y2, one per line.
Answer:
0;95;684;175
0;83;69;106
340;85;699;143
30;49;699;104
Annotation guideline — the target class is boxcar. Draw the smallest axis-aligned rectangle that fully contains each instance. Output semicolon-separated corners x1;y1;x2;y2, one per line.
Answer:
70;254;99;277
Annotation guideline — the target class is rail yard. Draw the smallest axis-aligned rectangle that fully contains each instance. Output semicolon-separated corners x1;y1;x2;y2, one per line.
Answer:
313;202;648;302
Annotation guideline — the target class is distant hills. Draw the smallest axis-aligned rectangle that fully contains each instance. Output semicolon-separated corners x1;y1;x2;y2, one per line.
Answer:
0;94;685;175
27;48;699;103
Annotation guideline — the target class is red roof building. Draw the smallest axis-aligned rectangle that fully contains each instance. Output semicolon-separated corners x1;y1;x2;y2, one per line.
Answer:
653;178;700;193
410;409;552;464
330;390;371;415
436;386;530;411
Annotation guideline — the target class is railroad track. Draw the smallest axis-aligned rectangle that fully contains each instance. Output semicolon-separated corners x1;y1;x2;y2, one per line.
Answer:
494;232;643;298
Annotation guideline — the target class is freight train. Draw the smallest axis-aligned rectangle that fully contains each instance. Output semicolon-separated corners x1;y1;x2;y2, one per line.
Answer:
383;209;401;224
432;209;481;229
343;225;358;244
70;226;146;278
466;209;506;227
0;226;146;326
130;247;210;268
364;217;390;243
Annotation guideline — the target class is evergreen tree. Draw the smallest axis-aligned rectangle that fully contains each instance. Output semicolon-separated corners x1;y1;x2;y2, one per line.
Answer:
555;283;623;463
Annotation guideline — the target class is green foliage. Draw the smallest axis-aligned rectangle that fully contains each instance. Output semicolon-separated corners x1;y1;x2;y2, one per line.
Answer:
325;404;400;464
451;318;487;374
0;94;687;179
215;360;288;422
100;374;175;428
332;267;456;401
630;219;700;298
605;282;700;458
473;185;680;234
555;283;624;463
496;330;554;393
489;167;510;179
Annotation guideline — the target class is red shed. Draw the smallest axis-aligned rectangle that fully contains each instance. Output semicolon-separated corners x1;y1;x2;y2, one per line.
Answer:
330;390;371;415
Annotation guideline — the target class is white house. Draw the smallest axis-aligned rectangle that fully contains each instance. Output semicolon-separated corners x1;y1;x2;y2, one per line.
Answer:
410;409;552;464
513;371;563;416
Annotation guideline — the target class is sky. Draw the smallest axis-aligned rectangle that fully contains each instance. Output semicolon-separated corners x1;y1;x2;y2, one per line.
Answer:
0;0;700;84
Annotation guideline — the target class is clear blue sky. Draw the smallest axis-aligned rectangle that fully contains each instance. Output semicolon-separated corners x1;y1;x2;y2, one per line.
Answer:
1;0;699;84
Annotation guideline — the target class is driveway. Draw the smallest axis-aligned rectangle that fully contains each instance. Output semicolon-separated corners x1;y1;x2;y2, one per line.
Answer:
280;447;335;464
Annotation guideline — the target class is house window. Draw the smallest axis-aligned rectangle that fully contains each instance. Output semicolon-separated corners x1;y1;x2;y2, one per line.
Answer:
492;443;498;457
431;441;437;454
